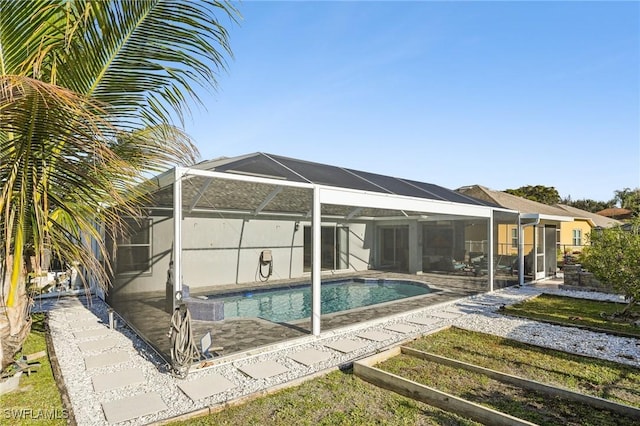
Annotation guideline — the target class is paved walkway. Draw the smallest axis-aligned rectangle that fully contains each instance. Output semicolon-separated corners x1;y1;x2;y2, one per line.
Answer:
36;278;634;425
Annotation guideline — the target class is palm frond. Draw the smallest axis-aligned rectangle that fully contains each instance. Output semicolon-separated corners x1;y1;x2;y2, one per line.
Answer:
30;0;239;127
1;1;237;306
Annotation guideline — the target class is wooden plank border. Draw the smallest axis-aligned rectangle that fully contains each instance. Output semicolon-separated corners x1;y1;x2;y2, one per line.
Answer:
400;347;640;419
353;360;536;425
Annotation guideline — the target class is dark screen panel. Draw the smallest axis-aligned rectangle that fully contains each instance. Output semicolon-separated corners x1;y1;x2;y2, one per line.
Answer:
346;169;442;200
270;155;388;192
403;179;499;207
214;154;309;182
202;152;499;207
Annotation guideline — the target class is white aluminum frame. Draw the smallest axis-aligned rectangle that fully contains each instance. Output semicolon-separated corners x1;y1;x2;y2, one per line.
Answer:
171;167;507;336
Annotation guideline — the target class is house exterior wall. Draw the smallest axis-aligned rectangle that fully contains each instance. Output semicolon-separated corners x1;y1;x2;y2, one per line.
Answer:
111;215;373;296
496;223;518;256
108;213;174;298
558;219;591;254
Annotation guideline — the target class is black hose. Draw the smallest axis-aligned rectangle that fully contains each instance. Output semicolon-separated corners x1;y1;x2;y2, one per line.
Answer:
259;260;273;282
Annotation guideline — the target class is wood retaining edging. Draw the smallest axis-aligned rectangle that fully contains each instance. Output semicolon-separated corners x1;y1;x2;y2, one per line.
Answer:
400;347;640;419
354;345;640;425
353;347;536;426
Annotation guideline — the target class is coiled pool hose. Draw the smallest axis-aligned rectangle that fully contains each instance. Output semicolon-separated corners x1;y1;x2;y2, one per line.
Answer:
169;304;199;378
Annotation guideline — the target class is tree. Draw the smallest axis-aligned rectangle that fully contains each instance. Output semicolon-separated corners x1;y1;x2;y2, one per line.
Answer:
504;185;561;205
560;197;615;214
614;188;640;216
581;219;640;318
0;0;238;372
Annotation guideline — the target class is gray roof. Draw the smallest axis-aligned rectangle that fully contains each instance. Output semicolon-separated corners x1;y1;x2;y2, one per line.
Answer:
554;204;622;228
456;185;572;218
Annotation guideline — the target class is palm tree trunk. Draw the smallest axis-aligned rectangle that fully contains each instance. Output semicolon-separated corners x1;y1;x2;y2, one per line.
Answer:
1;265;32;372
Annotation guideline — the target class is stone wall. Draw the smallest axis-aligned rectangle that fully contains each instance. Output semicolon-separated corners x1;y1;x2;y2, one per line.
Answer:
562;264;615;292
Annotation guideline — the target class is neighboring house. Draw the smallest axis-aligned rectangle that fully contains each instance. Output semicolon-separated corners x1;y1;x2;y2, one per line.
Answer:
457;185;574;282
554;204;622;254
596;207;634;221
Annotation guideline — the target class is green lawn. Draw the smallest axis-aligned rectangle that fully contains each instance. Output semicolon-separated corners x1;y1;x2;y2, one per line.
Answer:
378;350;637;426
0;313;68;425
402;327;640;408
169;368;480;426
502;293;640;337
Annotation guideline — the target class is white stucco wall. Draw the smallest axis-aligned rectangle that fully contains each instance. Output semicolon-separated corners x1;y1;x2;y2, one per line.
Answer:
111;215;374;296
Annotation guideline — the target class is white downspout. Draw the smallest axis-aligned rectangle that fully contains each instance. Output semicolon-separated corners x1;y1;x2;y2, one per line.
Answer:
311;185;321;336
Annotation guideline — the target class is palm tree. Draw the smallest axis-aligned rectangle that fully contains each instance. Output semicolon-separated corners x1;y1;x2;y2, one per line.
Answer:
0;0;238;372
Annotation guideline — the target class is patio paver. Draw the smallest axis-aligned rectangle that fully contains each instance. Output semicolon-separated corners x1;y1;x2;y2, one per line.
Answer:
288;349;332;366
78;337;119;353
70;319;103;331
429;311;461;319
358;330;395;342
73;328;112;340
384;323;418;334
178;373;236;401
84;351;129;369
101;392;167;424
92;368;145;392
323;338;368;353
406;316;442;326
237;360;289;379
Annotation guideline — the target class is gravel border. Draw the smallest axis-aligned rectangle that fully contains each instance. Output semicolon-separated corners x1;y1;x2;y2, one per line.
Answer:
37;283;639;426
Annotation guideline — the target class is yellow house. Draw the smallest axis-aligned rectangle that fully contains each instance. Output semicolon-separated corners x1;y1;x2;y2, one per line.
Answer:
457;186;623;282
554;204;622;255
457;185;573;282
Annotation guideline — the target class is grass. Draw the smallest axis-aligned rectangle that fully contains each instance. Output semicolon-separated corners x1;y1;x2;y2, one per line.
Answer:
402;327;640;408
5;296;639;425
502;293;640;337
169;368;480;426
0;313;68;425
171;326;640;425
378;353;636;426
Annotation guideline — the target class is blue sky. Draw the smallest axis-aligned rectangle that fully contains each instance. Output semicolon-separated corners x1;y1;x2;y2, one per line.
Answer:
183;1;639;202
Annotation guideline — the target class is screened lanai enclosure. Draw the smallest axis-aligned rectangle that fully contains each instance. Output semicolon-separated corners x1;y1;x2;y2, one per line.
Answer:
105;153;520;364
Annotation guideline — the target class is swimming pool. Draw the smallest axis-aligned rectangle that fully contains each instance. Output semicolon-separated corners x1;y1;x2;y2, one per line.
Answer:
208;278;436;323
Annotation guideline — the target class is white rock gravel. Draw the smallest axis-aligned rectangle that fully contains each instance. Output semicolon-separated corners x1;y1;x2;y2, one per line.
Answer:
37;284;639;426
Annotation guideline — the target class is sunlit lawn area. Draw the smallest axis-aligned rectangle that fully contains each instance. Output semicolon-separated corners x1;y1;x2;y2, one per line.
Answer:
502;293;640;338
0;313;67;425
169;367;480;426
379;328;639;426
171;326;639;425
5;297;640;426
401;327;640;408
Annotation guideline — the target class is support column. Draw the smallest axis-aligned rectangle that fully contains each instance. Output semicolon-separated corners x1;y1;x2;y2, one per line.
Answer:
518;217;524;286
488;210;494;292
311;186;321;336
408;220;421;274
173;167;184;311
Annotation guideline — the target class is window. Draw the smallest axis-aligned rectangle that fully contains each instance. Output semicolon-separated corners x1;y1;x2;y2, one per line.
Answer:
303;225;349;272
511;227;518;248
115;218;152;274
572;229;582;247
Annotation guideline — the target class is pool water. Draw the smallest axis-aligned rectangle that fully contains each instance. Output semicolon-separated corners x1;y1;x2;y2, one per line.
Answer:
209;278;434;323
